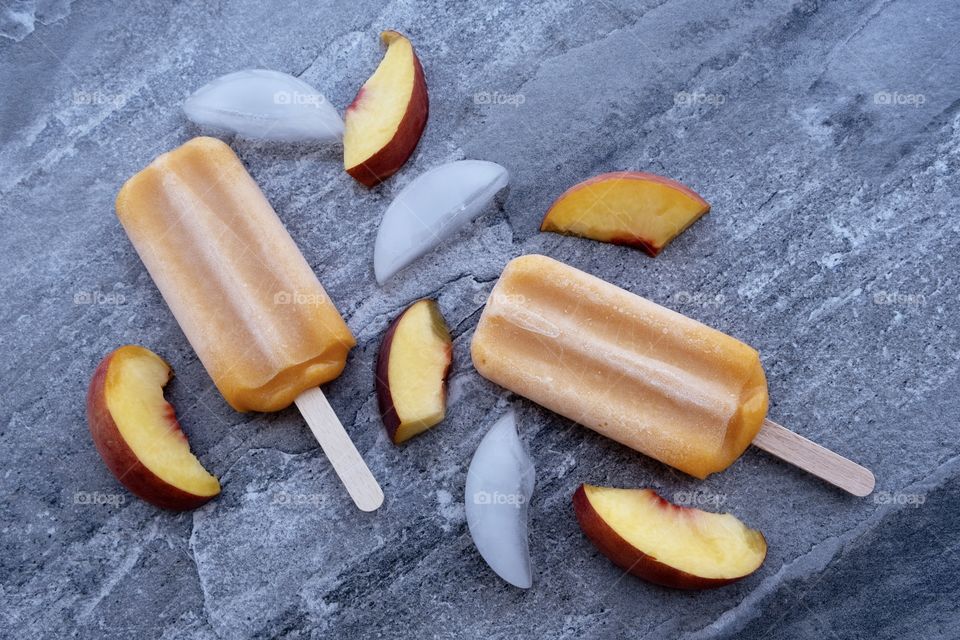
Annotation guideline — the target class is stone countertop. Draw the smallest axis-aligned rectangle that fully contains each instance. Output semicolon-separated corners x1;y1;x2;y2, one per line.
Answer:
2;1;958;638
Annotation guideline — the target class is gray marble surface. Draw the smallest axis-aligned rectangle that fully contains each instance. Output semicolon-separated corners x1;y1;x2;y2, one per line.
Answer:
2;0;959;638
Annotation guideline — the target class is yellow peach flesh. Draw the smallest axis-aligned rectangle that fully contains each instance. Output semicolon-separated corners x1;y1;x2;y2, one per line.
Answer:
105;346;220;496
542;173;710;254
386;301;451;442
585;485;766;580
344;32;417;169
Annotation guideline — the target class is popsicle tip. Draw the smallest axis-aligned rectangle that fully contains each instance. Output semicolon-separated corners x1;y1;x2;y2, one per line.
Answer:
850;468;876;497
354;487;385;512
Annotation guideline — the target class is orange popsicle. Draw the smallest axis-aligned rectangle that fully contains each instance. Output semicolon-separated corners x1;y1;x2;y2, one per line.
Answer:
471;254;768;478
116;137;382;510
116;137;354;412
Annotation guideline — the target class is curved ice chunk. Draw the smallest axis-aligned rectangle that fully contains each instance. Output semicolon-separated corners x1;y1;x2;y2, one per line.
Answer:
374;160;509;284
464;410;535;588
183;69;344;142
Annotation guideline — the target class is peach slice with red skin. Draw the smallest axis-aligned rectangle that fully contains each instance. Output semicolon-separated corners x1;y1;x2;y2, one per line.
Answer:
375;300;453;444
343;30;429;187
541;172;710;256
86;345;220;510
573;484;766;589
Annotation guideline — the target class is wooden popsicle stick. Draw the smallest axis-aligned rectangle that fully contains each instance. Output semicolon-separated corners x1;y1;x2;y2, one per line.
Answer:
752;418;875;497
295;387;384;511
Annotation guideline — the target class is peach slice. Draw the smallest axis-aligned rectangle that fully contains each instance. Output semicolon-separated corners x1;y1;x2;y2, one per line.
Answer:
541;172;710;256
573;485;766;589
86;345;220;510
343;30;429;187
375;300;453;444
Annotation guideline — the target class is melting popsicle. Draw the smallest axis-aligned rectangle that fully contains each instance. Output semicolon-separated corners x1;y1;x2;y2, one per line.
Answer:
471;255;874;495
116;136;383;510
